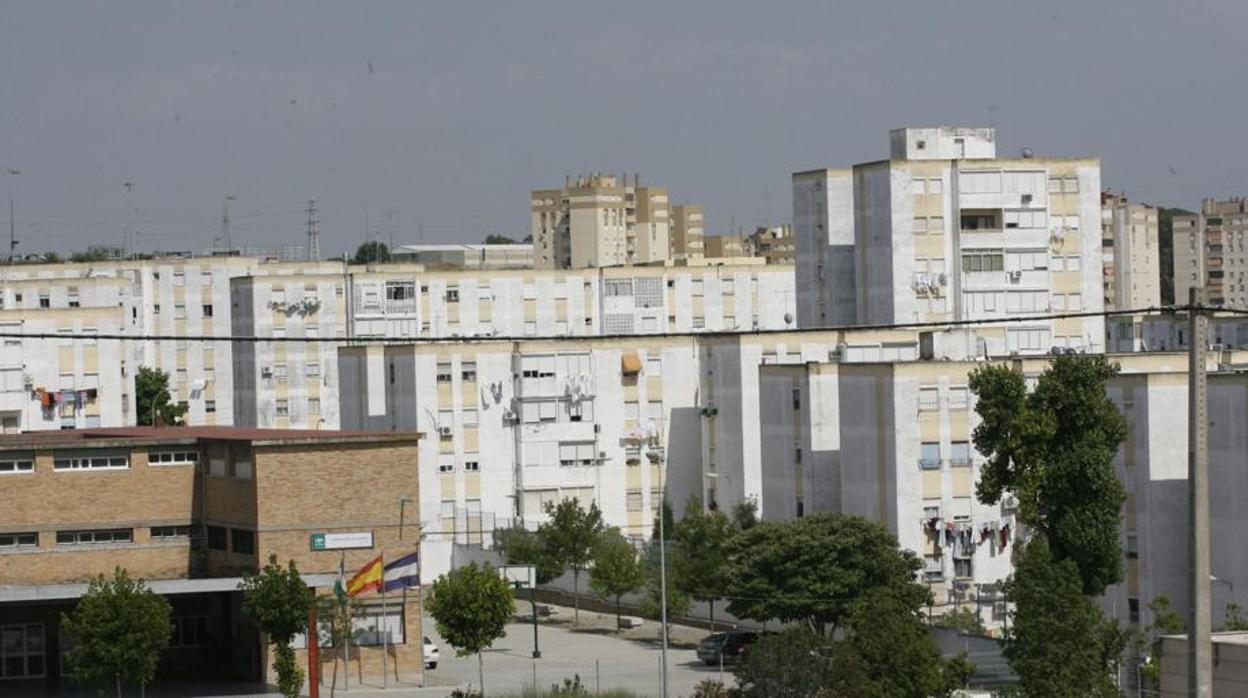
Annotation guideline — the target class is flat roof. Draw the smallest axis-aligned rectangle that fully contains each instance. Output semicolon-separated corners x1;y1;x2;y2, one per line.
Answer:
0;426;421;449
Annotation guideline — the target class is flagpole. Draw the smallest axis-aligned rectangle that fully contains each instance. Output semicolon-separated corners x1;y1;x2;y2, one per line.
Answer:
342;552;350;693
381;551;389;690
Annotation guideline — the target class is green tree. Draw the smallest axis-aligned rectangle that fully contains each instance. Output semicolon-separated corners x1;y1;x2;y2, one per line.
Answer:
588;528;646;629
1004;538;1127;697
1221;601;1248;632
537;497;604;625
315;593;366;694
352;240;390;264
725;513;927;636
670;497;735;631
733;627;843;698
482;234;518;245
135;366;187;427
492;524;562;584
239;555;314;698
639;511;692;634
730;499;758;530
61;567;172;698
970;353;1128;596
427;562;514;696
841;587;971;697
934;607;987;635
1138;594;1185;686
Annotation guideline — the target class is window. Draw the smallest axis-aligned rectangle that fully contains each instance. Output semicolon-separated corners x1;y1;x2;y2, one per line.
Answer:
0;532;37;548
170;616;209;648
440;500;455;518
463;409;479;427
1062;176;1079;193
306;362;321;377
174;304;186;319
436;363;452;383
151;526;191;539
950;441;972;467
56;529;133;546
274;399;289;417
918;387;939;411
39;294;50;309
148;450;198;466
445;287;460;303
461;362;477;382
924;555;944;580
438;463;454;473
626;490;643;511
207;525;227;550
272;364;287;382
919;442;941;469
464;459;480;472
559;442;597;467
202;304;214;317
307;398;319;415
0;624;46;678
0;452;34;474
954;558;974;579
205;400;217;413
646;357;662;376
53;451;129;471
1067;255;1082;271
961;251;1004;272
153;303;160;314
948;386;969;409
231;528;256;555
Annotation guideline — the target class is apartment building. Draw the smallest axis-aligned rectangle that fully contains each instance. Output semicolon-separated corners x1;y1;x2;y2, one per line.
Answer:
756;349;1248;635
1172;197;1248;307
703;233;748;259
1101;192;1161;311
532;174;700;269
0;426;423;688
670;204;705;260
794;126;1105;354
747;225;796;265
236;263;795;429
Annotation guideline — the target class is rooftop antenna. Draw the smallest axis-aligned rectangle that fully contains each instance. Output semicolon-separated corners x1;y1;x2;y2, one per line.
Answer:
222;195;236;254
306;198;320;261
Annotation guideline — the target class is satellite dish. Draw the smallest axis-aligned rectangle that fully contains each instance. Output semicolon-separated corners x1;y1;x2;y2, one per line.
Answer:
1020;147;1034;159
783;312;793;325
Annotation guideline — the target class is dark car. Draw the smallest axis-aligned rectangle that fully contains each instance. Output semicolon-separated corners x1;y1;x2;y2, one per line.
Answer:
696;631;760;665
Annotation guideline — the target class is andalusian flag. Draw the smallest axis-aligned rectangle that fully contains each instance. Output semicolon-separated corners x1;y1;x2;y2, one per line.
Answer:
346;555;384;597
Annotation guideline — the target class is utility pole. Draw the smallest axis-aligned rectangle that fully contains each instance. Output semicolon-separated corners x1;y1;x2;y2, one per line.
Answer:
1188;286;1212;698
658;492;669;698
5;167;20;262
306;198;321;262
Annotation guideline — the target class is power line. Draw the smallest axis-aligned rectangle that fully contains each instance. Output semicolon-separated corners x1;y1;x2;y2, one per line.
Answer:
0;305;1221;346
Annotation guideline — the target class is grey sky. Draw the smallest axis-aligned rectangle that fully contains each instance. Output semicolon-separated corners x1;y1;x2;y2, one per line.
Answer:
2;1;1246;256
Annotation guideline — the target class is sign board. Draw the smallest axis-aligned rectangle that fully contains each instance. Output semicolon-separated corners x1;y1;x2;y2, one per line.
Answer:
498;565;536;589
310;531;375;551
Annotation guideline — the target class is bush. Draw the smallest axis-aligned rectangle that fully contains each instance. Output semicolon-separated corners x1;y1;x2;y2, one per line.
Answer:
691;679;730;698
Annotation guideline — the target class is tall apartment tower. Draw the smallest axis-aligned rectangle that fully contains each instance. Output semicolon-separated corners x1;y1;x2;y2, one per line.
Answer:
531;174;679;269
794;126;1105;354
670;204;705;260
1100;192;1160;311
1173;197;1248;308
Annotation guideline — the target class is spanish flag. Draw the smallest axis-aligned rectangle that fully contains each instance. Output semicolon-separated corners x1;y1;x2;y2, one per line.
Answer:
346;555;384;597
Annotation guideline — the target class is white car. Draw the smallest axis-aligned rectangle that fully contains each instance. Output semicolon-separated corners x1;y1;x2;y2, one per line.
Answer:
423;636;439;669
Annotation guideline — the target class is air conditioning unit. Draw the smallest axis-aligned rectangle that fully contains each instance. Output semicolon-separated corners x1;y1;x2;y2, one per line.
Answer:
1002;494;1019;510
437;426;453;437
1008;270;1022;281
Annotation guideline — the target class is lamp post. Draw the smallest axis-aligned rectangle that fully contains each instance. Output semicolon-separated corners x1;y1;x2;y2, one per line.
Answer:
5;168;19;262
658;490;669;698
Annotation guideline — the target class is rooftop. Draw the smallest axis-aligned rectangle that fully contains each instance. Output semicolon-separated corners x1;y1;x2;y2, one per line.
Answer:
0;426;421;448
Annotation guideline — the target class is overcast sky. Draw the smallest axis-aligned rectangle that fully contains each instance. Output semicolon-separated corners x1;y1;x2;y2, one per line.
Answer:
2;1;1246;256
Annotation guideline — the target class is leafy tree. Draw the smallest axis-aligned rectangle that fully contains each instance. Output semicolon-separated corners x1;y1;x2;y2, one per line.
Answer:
315;593;366;693
639;537;692;633
352;240;390;264
730;499;758;530
61;567;172;698
670;497;735;631
1221;601;1248;632
733;627;843;698
239;555;314;698
135;366;187;427
841;587;971;697
537;497;604;625
492;524;561;584
970;353;1128;596
482;234;517;245
1004;538;1127;697
427;562;514;696
725;513;927;635
934;607;987;635
588;528;646;629
1137;594;1185;686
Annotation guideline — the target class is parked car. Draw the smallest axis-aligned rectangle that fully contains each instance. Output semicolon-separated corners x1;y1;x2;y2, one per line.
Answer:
696;631;760;665
423;636;439;669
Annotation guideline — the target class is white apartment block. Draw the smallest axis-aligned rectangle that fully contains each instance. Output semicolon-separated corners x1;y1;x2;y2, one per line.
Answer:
794;126;1105;355
236;263;796;429
1101;192;1160;311
757;349;1248;633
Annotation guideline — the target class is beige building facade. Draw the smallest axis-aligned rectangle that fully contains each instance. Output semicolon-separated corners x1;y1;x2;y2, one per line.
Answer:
1172;197;1248;307
1101;192;1160;311
670;204;705;260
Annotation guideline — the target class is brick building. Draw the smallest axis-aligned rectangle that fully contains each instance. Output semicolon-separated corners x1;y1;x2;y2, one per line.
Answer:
0;426;421;691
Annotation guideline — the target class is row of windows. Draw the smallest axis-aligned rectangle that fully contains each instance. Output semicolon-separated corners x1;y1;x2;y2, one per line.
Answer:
436;362;476;383
273;398;320;417
206;525;256;555
919;441;975;469
1;449;211;473
918;386;970;411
